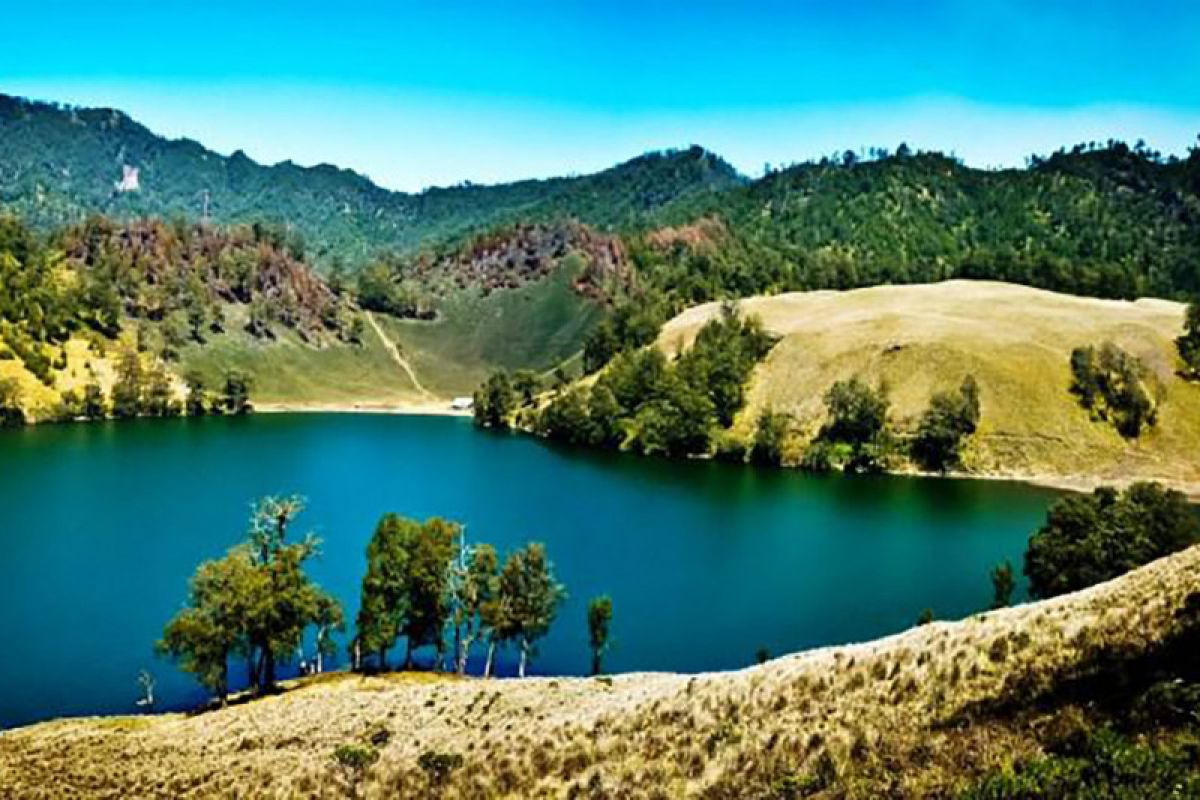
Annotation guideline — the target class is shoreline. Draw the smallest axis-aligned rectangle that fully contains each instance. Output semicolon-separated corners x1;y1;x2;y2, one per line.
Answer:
257;405;1200;499
252;400;472;418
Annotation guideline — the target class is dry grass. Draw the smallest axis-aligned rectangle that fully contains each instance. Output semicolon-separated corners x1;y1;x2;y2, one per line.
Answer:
4;543;1199;799
660;280;1200;494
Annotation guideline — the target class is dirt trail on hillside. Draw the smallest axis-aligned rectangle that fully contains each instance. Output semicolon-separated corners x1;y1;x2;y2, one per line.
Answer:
365;312;436;401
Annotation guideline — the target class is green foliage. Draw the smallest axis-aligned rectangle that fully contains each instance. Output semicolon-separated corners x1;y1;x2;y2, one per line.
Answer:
1176;299;1200;379
810;377;893;472
158;496;341;700
0;377;25;426
752;408;794;466
638;142;1200;305
587;596;613;676
354;515;460;669
990;560;1015;609
332;743;379;798
912;376;982;471
220;371;253;415
1070;343;1158;437
963;726;1200;799
473;370;516;429
537;307;775;458
1024;483;1200;599
495;542;567;677
917;608;934;626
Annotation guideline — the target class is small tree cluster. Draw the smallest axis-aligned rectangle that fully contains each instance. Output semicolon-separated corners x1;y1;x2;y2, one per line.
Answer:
473;371;516;429
158;496;343;703
1024;482;1200;599
911;375;981;472
536;305;776;457
1070;342;1157;437
354;516;566;678
803;377;893;472
0;377;25;426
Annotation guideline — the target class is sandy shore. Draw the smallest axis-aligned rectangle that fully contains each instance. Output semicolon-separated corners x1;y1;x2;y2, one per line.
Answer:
253;400;472;418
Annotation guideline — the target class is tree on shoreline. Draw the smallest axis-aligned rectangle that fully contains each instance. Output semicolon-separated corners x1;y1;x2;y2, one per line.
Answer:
496;543;566;678
587;596;613;676
159;495;342;702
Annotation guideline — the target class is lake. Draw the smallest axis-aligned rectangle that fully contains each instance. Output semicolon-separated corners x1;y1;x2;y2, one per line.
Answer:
0;413;1060;728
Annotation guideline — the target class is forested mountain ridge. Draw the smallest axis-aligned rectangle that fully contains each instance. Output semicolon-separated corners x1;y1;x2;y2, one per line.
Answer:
629;143;1200;304
0;94;743;267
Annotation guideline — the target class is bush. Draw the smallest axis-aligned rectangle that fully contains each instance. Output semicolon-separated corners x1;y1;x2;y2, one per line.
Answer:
911;376;980;472
751;408;793;466
1024;482;1200;599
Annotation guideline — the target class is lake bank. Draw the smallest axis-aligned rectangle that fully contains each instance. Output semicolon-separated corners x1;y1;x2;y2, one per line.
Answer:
4;542;1196;797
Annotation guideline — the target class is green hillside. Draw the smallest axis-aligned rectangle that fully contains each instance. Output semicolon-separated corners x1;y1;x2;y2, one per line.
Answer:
0;94;742;267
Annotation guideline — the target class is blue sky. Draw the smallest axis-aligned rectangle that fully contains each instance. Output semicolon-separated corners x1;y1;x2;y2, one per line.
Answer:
2;1;1199;191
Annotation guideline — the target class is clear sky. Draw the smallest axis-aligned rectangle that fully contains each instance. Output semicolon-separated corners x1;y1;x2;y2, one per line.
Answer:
3;1;1199;191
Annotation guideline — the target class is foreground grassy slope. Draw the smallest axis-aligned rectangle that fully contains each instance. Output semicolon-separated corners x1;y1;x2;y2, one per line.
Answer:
4;543;1199;798
659;281;1200;493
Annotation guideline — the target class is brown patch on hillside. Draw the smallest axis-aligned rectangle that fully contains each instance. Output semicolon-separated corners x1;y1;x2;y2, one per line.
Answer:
644;215;728;254
409;222;632;301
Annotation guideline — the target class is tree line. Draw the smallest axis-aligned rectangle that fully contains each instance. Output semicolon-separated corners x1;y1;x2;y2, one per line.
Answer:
160;497;616;706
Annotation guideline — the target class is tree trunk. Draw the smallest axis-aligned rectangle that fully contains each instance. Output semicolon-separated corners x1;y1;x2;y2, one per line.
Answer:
456;634;473;676
484;639;496;678
263;649;276;692
378;646;387;673
518;638;528;678
591;652;601;676
404;640;414;671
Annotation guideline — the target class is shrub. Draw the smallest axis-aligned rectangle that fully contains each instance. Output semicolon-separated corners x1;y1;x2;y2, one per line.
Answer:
417;750;464;787
911;375;980;471
1070;342;1158;437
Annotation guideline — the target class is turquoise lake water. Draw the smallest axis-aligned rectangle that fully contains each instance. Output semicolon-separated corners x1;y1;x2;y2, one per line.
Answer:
0;413;1061;728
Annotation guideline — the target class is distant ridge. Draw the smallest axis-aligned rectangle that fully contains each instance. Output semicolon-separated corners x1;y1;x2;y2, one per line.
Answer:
0;93;743;266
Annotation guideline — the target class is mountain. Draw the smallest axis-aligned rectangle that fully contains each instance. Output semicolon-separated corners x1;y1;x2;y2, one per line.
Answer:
0;94;743;267
4;540;1199;797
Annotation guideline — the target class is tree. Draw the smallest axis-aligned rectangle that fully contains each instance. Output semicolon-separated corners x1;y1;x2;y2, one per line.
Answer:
142;364;178;417
158;548;258;703
814;376;892;472
990;560;1015;609
1024;483;1200;599
110;350;144;418
912;376;982;472
238;495;338;693
473;370;515;429
1176;299;1200;379
81;382;106;420
1069;343;1157;437
496;543;566;677
752;408;793;465
511;370;541;407
0;377;24;426
354;514;413;671
587;596;613;676
451;542;499;676
184;371;209;416
399;517;459;669
221;371;253;415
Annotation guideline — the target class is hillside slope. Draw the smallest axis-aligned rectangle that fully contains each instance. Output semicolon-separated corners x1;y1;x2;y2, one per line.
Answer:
3;542;1199;798
0;94;741;266
659;281;1200;493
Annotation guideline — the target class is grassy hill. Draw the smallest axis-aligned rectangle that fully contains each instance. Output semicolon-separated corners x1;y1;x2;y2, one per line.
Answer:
658;281;1200;493
4;540;1199;797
